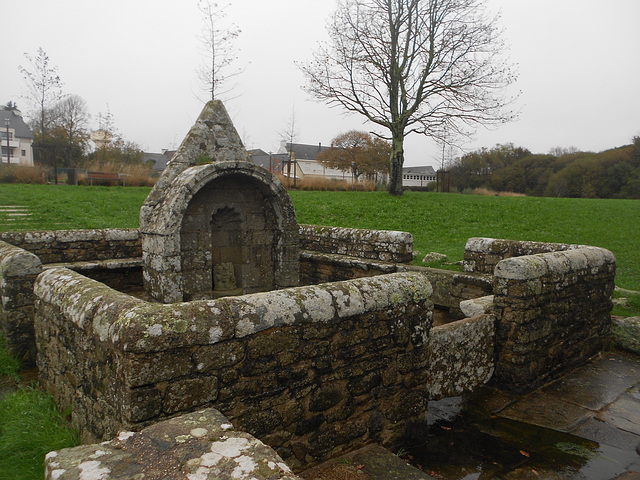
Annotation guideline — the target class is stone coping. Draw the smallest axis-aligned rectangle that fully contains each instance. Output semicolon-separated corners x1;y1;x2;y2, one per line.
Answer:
34;267;433;354
300;225;413;246
464;237;583;255
494;246;615;280
0;239;42;277
300;250;399;272
0;228;140;245
44;257;142;271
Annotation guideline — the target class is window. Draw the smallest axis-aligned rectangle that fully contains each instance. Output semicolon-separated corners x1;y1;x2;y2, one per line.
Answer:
22;150;26;156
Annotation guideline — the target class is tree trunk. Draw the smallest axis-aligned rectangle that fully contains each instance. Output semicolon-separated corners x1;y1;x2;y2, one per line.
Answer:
388;132;405;196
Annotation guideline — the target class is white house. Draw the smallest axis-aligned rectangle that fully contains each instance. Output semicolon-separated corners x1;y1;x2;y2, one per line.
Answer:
402;165;436;188
1;110;34;166
277;141;353;183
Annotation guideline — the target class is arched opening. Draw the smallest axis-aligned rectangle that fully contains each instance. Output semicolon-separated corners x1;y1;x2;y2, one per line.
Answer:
141;161;299;304
180;173;287;300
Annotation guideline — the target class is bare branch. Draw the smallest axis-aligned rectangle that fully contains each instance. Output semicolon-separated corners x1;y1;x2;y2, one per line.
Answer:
196;1;243;102
18;47;64;136
300;0;517;194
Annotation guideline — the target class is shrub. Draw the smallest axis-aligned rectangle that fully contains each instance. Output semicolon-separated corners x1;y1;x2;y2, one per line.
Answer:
472;187;526;197
274;174;377;192
80;161;156;187
120;163;157;187
0;165;44;184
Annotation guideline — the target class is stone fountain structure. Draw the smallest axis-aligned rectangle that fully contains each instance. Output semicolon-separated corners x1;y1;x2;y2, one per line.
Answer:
140;101;299;304
0;101;618;479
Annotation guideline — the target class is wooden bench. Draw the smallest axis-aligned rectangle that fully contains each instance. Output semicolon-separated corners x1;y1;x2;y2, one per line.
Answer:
87;171;125;186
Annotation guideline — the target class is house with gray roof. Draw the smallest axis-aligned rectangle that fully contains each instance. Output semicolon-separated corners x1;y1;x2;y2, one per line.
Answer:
1;110;34;166
142;150;175;172
248;149;289;174
402;165;436;188
277;141;353;183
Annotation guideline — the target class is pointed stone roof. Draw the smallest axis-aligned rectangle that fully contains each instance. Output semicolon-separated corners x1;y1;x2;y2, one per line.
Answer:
143;100;250;208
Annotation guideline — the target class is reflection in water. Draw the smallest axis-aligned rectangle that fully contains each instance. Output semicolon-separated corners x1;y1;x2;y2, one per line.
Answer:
405;397;635;479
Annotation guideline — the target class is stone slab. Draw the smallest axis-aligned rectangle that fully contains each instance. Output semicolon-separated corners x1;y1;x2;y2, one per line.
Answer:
352;445;435;480
541;353;640;411
44;408;300;480
570;417;640;451
597;389;640;436
299;444;435;480
499;391;594;432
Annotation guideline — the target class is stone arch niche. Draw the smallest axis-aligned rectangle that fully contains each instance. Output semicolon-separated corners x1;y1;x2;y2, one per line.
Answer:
139;100;299;303
141;161;299;303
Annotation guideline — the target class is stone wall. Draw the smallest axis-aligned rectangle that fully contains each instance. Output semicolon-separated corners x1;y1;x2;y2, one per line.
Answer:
45;258;144;296
401;266;493;319
0;226;418;369
300;251;398;285
44;311;496;480
0;240;42;366
299;252;493;318
492;246;616;392
299;225;413;264
463;237;582;275
34;267;434;470
0;225;410;271
0;228;141;264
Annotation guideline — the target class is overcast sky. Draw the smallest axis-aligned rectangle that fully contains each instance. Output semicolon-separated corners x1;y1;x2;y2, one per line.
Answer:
2;0;639;167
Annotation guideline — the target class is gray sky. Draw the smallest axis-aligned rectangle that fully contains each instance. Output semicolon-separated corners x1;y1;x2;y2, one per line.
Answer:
2;0;639;168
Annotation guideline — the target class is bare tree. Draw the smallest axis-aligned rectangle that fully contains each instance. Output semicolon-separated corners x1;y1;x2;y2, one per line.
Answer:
18;47;64;136
52;95;91;167
548;146;579;157
301;0;517;195
197;1;242;101
279;107;300;187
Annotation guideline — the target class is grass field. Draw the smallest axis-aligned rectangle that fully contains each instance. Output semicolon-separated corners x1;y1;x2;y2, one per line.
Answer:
1;184;638;290
0;388;79;480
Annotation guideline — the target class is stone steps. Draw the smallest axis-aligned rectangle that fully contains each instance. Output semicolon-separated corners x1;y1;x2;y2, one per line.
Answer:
0;204;32;226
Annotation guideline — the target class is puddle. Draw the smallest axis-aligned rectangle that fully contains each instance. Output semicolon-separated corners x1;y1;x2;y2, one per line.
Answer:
405;397;638;479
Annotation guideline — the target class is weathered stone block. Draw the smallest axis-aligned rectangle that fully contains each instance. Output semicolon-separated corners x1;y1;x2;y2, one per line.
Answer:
612;316;640;354
248;328;300;358
309;385;344;412
124;351;194;386
163;376;218;414
126;385;163;422
45;408;300;480
194;341;245;372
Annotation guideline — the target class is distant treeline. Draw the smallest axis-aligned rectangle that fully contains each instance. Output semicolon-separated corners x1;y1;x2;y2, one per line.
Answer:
448;138;640;198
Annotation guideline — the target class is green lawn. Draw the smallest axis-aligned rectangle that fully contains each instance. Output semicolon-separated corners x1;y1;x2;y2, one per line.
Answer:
1;184;638;290
0;388;78;480
290;191;640;292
